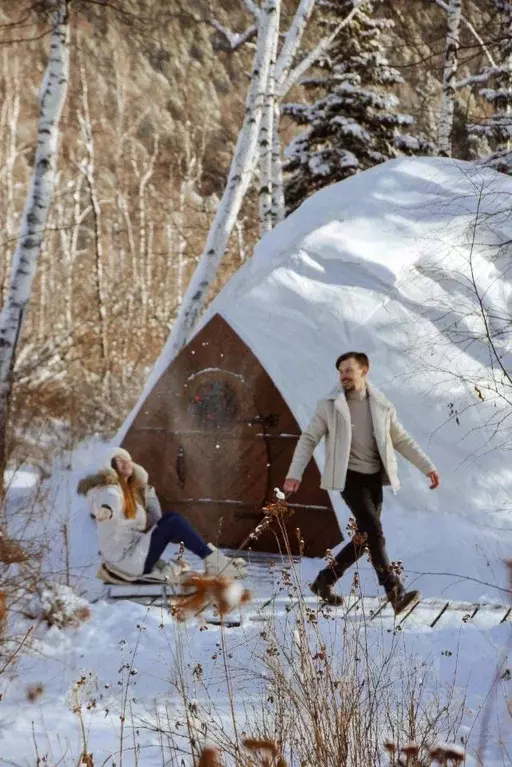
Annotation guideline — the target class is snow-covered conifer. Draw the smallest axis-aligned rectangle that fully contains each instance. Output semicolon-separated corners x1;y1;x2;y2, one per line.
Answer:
283;0;432;211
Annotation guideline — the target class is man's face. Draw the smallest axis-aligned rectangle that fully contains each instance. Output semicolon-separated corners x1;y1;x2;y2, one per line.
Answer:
338;357;368;391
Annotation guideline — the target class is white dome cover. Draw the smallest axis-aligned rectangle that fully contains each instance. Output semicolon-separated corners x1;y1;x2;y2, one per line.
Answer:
123;157;512;600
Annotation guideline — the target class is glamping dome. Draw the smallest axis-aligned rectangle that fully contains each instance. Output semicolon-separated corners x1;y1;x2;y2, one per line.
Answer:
118;157;512;594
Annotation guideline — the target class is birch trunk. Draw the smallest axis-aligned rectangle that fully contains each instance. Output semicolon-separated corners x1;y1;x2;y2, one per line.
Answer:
271;101;285;225
268;0;368;224
438;0;462;155
258;3;280;234
0;0;71;484
1;54;21;303
77;44;109;389
274;0;316;93
434;0;496;69
164;0;280;360
257;0;315;232
138;135;159;329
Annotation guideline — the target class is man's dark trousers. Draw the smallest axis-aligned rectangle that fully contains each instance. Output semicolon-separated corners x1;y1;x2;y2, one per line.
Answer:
319;469;402;596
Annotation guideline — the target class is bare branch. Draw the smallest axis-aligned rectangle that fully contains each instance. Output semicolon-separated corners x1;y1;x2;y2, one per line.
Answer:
208;18;258;52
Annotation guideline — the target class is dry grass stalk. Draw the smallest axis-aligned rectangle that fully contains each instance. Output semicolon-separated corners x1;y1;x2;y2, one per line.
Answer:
173;574;250;621
0;529;28;564
249;499;295;543
26;683;44;702
429;744;464;765
384;740;465;766
261;499;293;520
243;737;288;766
198;746;224;766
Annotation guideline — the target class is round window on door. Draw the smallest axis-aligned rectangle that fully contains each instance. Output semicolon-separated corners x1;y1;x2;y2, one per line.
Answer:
190;379;239;428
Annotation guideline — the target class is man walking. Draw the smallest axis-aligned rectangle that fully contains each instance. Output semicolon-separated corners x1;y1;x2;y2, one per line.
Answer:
283;352;440;613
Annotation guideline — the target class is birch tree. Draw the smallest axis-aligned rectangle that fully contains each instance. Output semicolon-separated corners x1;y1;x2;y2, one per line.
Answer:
438;0;462;155
76;42;110;392
268;0;316;227
0;0;71;482
161;0;280;362
258;7;280;234
0;54;22;304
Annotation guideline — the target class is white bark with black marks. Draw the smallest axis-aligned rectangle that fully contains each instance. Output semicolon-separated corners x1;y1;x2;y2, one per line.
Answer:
268;0;315;229
274;0;316;93
271;101;285;225
163;0;280;361
0;0;71;475
258;3;280;235
438;0;462;155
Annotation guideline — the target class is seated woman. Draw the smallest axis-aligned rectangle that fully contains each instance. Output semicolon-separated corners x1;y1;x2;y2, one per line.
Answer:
78;447;246;582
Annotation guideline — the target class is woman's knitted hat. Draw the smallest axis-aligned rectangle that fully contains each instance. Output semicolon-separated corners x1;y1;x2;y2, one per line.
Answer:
111;447;132;462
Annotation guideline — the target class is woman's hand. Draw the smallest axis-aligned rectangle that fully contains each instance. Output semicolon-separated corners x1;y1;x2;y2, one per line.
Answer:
95;505;113;522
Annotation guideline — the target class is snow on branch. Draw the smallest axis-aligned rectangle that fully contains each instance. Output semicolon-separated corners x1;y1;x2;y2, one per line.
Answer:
455;70;494;90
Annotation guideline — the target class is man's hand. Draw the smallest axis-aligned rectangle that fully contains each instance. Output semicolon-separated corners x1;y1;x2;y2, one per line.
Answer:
427;471;440;490
283;478;301;495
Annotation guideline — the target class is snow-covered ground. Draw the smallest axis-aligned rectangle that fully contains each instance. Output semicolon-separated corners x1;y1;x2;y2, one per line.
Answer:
1;456;510;766
1;158;511;764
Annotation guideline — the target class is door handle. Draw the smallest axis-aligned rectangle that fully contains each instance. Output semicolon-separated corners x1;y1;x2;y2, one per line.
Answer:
176;445;185;489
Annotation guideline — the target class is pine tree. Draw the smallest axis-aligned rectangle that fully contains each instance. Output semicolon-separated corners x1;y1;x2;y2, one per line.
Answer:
283;0;431;212
468;0;512;172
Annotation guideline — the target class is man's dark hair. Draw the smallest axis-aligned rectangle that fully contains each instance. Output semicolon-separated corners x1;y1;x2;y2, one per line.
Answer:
335;351;370;371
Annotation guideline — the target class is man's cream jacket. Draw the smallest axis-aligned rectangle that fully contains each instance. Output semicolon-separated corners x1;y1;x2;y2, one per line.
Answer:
287;384;436;492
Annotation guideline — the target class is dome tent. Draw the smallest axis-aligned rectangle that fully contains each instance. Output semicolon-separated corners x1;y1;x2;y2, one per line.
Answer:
119;157;512;593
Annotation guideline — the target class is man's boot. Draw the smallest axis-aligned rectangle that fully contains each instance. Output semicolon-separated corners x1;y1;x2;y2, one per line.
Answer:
311;571;344;606
387;584;420;615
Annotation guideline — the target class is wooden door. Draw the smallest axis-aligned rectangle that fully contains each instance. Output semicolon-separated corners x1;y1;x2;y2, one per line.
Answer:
123;313;342;556
160;368;270;548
